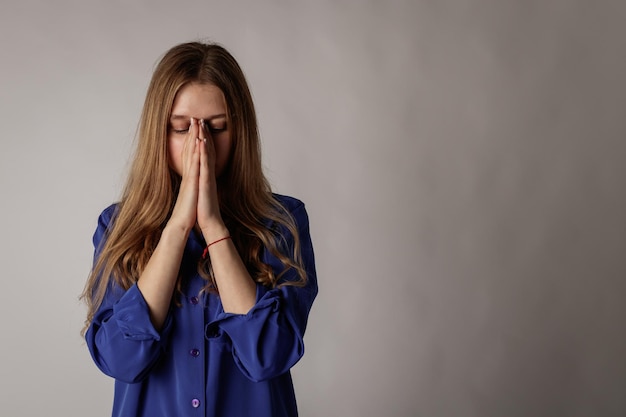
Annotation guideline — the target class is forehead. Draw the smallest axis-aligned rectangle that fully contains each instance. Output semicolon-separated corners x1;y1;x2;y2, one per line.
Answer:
170;83;227;118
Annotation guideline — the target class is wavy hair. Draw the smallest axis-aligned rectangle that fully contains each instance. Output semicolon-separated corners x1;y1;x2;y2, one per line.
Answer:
81;42;306;334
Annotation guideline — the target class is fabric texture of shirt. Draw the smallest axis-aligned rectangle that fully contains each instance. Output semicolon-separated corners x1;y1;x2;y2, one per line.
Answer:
85;194;317;417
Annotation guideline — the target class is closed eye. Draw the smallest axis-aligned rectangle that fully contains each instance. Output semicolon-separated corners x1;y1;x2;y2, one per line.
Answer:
208;126;227;134
170;126;190;134
207;120;228;134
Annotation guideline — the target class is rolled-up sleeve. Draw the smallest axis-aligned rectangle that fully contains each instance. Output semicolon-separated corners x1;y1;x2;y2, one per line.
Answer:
85;205;173;384
206;200;318;382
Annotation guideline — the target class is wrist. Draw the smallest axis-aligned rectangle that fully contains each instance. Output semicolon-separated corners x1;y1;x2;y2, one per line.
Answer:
200;221;229;244
163;220;193;240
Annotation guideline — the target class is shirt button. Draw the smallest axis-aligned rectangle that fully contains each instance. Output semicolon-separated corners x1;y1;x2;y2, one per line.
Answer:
191;398;200;408
189;296;199;305
189;348;200;357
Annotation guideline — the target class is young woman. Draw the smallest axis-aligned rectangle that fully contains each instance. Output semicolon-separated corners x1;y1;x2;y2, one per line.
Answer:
81;41;317;417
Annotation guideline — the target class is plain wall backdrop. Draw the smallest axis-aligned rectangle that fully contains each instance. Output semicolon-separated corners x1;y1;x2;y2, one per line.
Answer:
1;1;625;416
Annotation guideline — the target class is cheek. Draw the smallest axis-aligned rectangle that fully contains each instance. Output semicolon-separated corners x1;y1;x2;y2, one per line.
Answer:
214;135;233;176
167;137;184;175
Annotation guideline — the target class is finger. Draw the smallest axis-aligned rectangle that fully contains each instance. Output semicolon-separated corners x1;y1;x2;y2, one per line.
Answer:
189;117;199;139
190;138;200;178
197;126;216;227
199;135;208;187
183;118;199;175
196;120;213;163
199;127;213;180
199;119;206;142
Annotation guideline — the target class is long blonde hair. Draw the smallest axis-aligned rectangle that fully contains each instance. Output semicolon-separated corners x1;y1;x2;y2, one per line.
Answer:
81;42;306;334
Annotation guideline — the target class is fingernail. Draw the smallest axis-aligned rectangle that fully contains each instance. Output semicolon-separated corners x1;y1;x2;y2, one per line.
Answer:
190;117;195;125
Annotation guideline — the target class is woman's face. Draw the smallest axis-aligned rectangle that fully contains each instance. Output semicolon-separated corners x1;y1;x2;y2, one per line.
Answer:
167;82;233;177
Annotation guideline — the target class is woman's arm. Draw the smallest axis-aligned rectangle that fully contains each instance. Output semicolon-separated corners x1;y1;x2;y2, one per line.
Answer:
201;222;258;314
135;222;189;330
206;199;318;382
138;120;203;329
197;120;257;314
86;122;203;381
86;207;177;383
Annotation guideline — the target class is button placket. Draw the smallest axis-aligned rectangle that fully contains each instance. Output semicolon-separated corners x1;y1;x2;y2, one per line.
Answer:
188;294;201;358
185;286;204;413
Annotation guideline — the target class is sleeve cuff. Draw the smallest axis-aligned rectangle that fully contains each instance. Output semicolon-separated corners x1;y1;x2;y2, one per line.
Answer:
205;287;304;381
113;284;172;341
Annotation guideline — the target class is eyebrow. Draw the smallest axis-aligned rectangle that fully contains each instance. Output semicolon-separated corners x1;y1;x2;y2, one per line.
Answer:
170;114;227;122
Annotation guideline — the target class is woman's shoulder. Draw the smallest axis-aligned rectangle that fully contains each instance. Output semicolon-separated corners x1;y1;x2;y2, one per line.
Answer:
271;193;310;230
91;203;120;247
94;203;121;234
272;193;305;213
99;203;119;222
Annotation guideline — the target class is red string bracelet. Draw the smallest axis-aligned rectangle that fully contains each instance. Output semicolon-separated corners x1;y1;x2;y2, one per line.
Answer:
202;236;231;259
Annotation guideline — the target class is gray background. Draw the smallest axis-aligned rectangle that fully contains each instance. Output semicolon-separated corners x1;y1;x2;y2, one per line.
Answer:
1;1;625;416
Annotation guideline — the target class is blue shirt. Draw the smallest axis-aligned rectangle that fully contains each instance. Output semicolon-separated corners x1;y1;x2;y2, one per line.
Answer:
86;195;317;417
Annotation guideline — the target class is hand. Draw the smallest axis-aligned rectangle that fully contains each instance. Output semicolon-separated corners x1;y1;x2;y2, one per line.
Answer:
167;118;201;233
197;119;227;240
